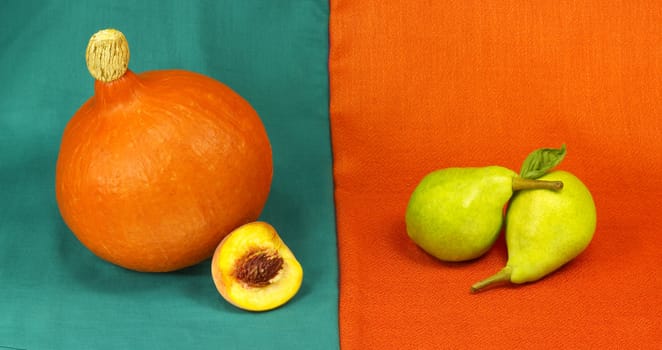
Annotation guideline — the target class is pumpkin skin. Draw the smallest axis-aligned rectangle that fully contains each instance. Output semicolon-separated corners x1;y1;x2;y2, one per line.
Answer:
56;68;273;272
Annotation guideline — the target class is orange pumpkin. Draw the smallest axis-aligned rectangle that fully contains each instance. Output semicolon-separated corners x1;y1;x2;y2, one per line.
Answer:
55;29;273;272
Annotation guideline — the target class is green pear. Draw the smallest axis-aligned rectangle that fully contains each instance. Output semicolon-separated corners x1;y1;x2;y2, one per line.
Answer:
405;166;563;262
471;170;597;292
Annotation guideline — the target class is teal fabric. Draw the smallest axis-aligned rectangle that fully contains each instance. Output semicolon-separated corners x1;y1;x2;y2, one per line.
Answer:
0;1;338;349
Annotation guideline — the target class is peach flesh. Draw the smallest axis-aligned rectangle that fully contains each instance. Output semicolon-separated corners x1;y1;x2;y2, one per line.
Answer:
211;221;303;312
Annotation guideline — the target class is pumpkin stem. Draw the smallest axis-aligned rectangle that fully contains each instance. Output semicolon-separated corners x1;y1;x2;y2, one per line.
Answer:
86;29;130;83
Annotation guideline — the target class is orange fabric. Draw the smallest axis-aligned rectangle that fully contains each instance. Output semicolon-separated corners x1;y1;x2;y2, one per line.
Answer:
329;1;661;349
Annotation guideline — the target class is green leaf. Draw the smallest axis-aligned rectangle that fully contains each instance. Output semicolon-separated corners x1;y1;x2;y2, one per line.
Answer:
519;144;567;179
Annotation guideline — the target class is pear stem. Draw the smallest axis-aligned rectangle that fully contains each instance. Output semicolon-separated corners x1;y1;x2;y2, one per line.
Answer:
471;266;512;293
512;177;563;192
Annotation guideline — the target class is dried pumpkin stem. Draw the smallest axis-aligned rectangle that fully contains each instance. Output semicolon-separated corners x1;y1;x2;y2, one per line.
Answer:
85;29;130;82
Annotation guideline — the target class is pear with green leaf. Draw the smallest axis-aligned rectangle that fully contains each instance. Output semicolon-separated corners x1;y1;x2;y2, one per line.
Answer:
405;146;567;262
471;150;596;292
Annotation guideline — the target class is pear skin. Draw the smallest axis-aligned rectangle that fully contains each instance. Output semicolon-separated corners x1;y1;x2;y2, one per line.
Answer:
406;166;562;262
471;170;596;292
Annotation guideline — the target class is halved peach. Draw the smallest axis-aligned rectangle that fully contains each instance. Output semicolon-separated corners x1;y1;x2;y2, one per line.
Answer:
211;221;303;311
